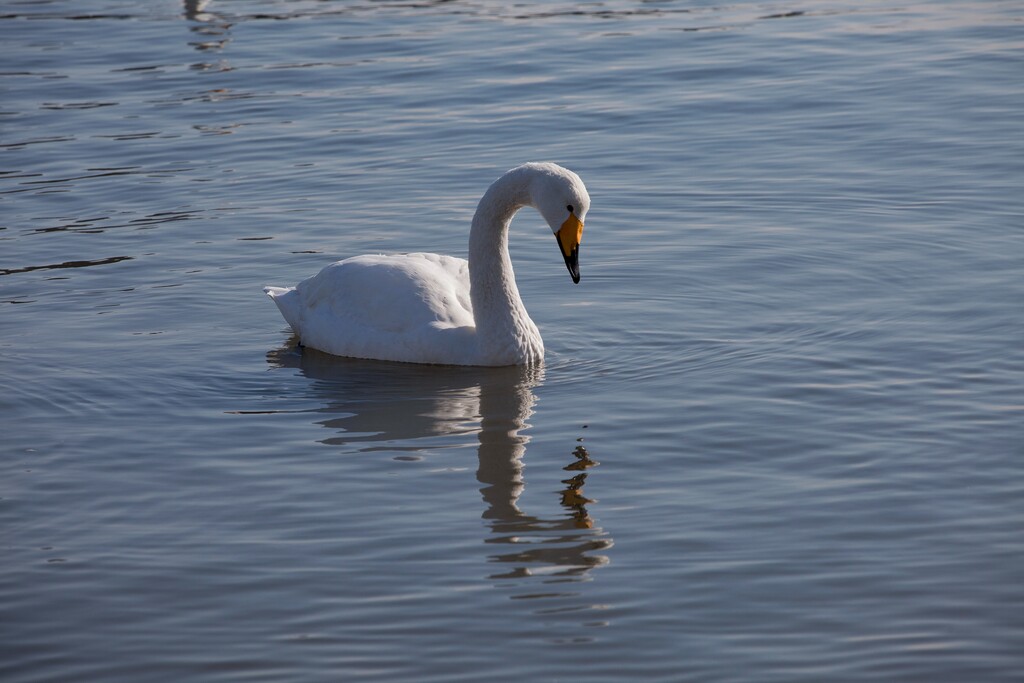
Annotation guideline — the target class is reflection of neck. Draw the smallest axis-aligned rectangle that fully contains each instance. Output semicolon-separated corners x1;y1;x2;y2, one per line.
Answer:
468;169;542;365
476;368;534;519
476;368;612;582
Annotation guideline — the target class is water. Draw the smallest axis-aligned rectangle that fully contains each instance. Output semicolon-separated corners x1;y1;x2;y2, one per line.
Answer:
2;1;1022;680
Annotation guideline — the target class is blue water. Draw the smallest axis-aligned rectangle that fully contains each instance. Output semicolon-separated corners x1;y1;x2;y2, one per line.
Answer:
2;1;1022;681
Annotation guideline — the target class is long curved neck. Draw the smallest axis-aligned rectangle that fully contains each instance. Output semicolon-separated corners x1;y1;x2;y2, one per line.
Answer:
468;169;541;363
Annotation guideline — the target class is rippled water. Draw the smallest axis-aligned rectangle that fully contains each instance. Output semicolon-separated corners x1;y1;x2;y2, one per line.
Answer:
2;1;1022;681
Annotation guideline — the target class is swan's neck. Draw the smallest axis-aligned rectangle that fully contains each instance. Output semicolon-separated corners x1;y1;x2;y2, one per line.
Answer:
469;169;543;364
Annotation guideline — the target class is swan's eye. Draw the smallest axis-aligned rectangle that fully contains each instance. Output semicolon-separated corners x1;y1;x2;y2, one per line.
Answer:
567;204;574;213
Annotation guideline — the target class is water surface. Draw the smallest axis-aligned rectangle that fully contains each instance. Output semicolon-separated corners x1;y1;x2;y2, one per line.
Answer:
2;1;1022;681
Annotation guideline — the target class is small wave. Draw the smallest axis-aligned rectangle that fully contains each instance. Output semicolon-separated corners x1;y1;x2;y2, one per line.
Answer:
0;256;133;277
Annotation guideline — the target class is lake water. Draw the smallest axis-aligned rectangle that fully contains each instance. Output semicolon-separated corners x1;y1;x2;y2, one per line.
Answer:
2;1;1022;680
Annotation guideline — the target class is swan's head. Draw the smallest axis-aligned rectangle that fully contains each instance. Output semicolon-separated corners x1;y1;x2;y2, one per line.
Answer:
526;163;590;284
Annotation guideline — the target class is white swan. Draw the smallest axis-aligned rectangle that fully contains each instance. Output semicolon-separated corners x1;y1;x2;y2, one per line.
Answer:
264;162;589;366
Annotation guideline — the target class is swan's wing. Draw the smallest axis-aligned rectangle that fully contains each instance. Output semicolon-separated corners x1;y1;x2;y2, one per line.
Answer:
300;253;472;328
268;253;475;361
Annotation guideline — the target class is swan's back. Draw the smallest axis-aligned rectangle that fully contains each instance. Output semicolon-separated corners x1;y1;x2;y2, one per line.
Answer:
266;253;477;364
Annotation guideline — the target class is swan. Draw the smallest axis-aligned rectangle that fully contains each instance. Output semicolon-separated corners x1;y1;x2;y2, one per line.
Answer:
264;162;589;366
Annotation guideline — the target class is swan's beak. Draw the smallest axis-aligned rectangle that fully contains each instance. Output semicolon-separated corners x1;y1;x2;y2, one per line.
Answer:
556;213;583;284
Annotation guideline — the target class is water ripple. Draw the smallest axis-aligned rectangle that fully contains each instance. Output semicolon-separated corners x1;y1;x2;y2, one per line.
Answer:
0;255;133;277
2;1;1021;681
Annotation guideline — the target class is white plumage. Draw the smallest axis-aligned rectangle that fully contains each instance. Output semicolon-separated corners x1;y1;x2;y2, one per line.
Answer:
265;162;590;366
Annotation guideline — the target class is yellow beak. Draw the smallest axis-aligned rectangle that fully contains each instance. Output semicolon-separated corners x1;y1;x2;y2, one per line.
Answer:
556;213;584;284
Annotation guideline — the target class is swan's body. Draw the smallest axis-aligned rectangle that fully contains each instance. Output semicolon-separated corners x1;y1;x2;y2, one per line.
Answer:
265;163;589;366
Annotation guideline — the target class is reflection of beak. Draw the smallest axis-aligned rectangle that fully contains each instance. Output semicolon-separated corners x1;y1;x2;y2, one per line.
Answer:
556;213;584;284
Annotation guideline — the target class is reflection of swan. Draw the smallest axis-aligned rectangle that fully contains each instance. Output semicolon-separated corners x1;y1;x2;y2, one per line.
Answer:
183;0;231;55
183;0;213;22
265;163;590;366
267;344;611;583
268;343;486;448
478;380;611;581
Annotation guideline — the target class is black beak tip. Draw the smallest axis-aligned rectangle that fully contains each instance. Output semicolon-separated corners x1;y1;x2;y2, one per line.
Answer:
565;253;580;284
557;235;581;284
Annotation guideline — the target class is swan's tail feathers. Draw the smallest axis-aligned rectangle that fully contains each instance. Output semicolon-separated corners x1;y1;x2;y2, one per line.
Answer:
264;286;302;332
